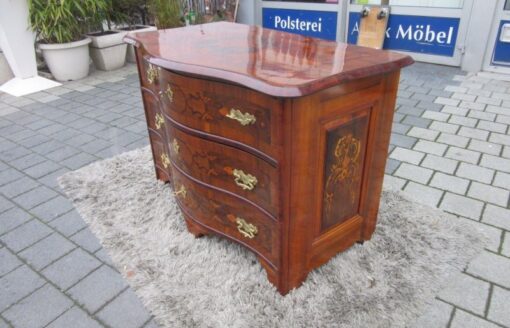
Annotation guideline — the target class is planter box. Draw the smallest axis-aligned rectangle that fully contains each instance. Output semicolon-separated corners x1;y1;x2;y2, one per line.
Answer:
117;25;157;63
87;30;127;71
38;38;91;82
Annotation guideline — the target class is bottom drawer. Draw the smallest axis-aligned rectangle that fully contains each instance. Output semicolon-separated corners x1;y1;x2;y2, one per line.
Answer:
171;166;280;268
148;129;171;182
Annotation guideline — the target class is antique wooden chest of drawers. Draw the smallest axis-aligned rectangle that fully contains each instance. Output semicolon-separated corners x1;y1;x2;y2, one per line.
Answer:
125;22;413;295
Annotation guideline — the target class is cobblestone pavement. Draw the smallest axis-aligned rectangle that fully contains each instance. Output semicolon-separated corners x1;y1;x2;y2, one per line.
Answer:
0;62;508;328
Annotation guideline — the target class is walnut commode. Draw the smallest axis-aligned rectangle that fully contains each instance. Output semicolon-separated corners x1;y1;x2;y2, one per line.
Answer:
125;22;413;295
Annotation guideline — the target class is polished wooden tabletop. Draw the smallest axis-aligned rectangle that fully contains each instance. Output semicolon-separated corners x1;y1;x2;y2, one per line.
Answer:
125;22;413;97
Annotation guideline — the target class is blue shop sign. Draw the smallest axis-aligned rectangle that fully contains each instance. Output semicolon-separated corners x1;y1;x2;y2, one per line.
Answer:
491;20;510;67
347;13;460;57
263;8;337;41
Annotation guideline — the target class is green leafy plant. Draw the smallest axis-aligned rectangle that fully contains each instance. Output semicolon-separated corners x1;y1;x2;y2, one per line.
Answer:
148;0;183;29
28;0;109;44
110;0;150;29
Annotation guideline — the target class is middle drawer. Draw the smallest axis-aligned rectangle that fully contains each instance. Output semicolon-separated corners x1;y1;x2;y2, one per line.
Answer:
165;125;279;218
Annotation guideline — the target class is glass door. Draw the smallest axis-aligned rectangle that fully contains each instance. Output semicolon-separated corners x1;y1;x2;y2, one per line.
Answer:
484;0;510;73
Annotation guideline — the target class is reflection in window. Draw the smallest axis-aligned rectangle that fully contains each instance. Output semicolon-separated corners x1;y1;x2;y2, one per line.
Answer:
351;0;464;8
505;0;510;11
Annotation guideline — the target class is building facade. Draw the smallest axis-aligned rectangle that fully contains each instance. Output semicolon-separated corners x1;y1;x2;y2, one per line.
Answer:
237;0;510;73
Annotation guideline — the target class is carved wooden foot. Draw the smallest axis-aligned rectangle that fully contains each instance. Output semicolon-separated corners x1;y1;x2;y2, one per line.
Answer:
184;216;209;238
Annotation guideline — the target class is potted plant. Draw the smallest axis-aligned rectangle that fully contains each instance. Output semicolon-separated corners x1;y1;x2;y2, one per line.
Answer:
28;0;106;81
112;0;156;63
148;0;184;29
86;0;129;71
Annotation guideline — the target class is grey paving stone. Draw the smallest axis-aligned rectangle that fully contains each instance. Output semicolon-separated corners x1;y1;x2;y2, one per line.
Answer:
477;120;507;134
0;168;23;188
397;105;425;117
452;92;476;102
468;139;502;156
0;207;33;235
0;146;31;162
486;105;510;116
468;251;510;288
468;182;509;207
391;122;411;135
477;96;502;107
0;219;52;252
435;97;459;107
390;133;417;149
445;85;467;93
413;300;452;328
68;265;128;313
488;286;510;327
48;210;87;237
47;306;102;328
0;247;22;276
94;248;114;267
29;196;74;222
456;162;494;184
3;284;73;328
18;233;76;270
450;309;500;328
503;146;510;159
96;288;151;328
407;126;439;141
445;147;481;164
458;126;490;141
0;176;39;199
393;112;405;123
385;158;400;175
480;154;510;173
12;185;58;210
412;140;448;156
0;265;45;311
383;175;406;191
17;134;52;148
442;105;469;116
70;228;102;253
438;272;489;315
24;160;62;179
468;110;496;122
0;316;8;328
60;153;98;170
401;116;431;129
95;145;129;159
421;155;458;174
492;92;510;101
494;171;510;189
430;172;470;195
42;248;101;290
31;139;66;155
489;132;510;147
79;139;112;154
37;168;69;190
9;153;47;170
389;147;424;165
397;97;418;107
422;110;450;122
437;133;470;148
65;134;97;148
439;192;484;220
463;220;502;253
45;146;80;162
503;232;510;257
430;121;460;134
449;115;477;128
403;182;443;208
460;101;486;111
482;205;510;231
496;114;510;125
394;163;433;184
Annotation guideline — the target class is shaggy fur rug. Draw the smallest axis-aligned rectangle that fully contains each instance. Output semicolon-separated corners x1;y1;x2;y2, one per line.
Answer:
58;146;486;328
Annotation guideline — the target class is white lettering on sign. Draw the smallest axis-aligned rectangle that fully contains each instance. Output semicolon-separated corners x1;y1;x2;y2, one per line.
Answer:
351;22;455;45
274;16;322;32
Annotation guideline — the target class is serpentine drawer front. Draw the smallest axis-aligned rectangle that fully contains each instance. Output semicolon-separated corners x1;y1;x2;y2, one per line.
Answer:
126;22;413;295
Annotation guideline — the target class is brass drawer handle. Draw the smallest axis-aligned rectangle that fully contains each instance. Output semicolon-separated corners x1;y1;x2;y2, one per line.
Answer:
226;109;256;126
160;85;174;102
232;169;258;191
235;217;258;239
172;139;180;154
155;113;164;129
174;184;186;198
146;64;159;84
160;153;170;169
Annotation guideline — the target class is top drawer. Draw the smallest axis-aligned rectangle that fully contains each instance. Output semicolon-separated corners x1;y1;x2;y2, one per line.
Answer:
156;68;282;161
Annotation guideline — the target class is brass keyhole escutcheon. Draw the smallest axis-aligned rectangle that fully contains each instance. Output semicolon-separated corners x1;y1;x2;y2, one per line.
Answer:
174;184;187;199
235;217;258;239
232;169;257;191
160;153;170;169
146;64;159;84
226;108;256;126
172;139;180;154
155;113;164;130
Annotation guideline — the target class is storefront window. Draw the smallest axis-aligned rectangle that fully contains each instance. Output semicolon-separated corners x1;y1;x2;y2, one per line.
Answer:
350;0;464;8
